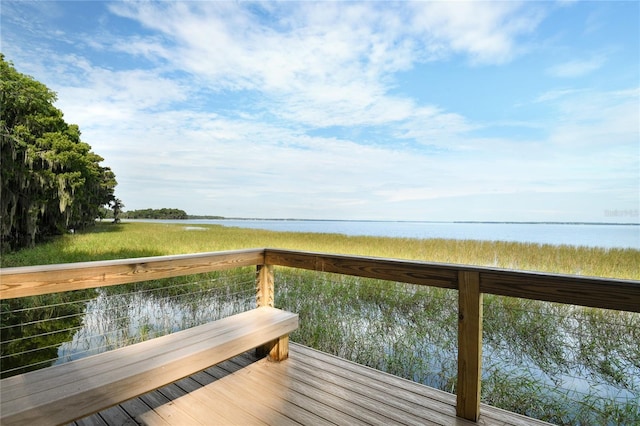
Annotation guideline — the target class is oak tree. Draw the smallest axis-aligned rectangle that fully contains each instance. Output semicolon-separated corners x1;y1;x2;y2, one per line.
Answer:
1;55;117;250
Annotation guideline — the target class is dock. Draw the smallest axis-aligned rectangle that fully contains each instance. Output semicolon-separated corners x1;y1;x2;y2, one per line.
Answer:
72;343;551;426
3;248;637;425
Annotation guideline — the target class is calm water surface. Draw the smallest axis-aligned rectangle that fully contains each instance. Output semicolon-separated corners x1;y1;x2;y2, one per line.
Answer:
132;219;640;249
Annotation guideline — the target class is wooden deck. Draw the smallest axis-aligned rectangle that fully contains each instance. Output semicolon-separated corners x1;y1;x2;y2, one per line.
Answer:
71;343;552;426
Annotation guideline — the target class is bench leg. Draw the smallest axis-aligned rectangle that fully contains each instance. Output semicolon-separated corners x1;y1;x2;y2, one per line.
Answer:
257;335;289;361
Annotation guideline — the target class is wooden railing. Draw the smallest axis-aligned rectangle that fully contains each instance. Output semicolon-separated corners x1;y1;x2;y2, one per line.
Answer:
1;248;639;422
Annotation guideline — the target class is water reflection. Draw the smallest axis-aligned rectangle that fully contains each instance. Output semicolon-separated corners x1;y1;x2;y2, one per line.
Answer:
1;271;256;377
1;290;96;378
57;274;256;364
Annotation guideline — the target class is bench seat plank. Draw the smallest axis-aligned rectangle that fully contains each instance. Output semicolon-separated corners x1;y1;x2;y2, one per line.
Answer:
1;307;298;426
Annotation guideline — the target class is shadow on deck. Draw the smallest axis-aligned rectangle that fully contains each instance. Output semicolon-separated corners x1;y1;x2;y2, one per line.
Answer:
72;343;552;426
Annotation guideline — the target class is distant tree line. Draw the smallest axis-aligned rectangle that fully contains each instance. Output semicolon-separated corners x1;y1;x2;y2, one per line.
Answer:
1;55;117;251
121;208;188;220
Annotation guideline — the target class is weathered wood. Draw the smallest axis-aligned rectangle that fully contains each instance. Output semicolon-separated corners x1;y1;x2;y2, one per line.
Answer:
265;249;459;289
2;248;638;425
265;248;640;313
217;358;360;426
0;307;298;426
480;270;640;313
117;396;173;426
290;343;464;424
0;249;264;299
256;264;274;308
211;357;337;426
457;271;482;421
82;343;552;426
255;264;289;359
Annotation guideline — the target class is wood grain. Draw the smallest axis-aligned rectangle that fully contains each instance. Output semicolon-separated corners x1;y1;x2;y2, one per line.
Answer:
265;249;459;289
256;264;274;308
0;249;264;299
77;343;552;426
3;248;637;313
456;271;482;421
480;270;640;313
265;249;639;313
0;307;298;426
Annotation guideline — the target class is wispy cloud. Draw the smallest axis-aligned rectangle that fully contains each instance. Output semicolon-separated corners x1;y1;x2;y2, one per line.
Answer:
408;1;544;64
106;1;542;132
534;88;586;103
547;54;607;78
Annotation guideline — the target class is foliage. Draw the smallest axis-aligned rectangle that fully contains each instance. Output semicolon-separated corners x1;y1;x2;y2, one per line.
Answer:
0;55;117;250
121;208;188;220
110;198;124;223
483;297;640;425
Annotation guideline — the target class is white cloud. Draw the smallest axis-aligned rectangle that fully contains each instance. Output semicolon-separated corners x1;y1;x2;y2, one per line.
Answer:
547;54;607;78
3;1;636;222
545;88;639;146
408;1;544;64
534;88;586;103
106;1;543;132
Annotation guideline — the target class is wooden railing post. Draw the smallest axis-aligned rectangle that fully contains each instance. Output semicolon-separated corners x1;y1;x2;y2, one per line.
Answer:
256;264;274;308
255;264;289;360
456;271;482;421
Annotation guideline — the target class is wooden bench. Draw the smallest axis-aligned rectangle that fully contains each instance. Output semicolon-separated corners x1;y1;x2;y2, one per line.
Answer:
0;306;298;426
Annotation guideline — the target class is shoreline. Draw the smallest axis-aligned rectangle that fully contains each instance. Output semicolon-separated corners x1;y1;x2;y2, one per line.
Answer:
119;219;640;250
127;218;640;226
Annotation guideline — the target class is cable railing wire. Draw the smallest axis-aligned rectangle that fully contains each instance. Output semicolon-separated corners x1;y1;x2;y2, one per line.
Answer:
1;270;258;377
0;280;257;345
1;270;255;315
3;286;257;355
3;265;637;424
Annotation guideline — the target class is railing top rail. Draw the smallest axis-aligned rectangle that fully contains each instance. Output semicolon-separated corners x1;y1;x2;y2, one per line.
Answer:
1;247;638;312
265;248;462;289
0;248;265;300
264;248;640;313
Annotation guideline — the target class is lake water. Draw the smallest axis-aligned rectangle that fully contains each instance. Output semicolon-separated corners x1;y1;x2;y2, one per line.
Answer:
131;219;640;249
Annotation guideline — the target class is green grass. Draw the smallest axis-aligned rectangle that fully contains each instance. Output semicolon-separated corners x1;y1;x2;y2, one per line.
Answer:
2;221;639;280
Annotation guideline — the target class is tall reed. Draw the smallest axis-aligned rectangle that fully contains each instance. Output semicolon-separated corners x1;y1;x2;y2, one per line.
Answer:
2;222;638;280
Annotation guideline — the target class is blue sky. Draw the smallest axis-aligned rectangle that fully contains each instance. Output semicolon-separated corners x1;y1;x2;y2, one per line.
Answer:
2;1;638;222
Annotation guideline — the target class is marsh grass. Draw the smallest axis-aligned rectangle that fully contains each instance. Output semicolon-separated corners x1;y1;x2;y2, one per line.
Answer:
482;296;640;424
2;222;638;280
2;222;639;424
275;268;459;390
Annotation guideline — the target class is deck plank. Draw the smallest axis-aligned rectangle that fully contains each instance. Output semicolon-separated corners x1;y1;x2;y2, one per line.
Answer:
76;343;552;426
289;344;474;425
221;356;373;426
204;362;335;426
287;355;467;425
265;358;442;425
118;398;171;426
